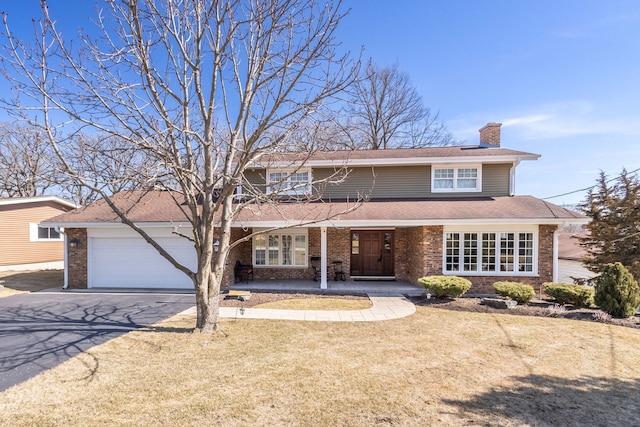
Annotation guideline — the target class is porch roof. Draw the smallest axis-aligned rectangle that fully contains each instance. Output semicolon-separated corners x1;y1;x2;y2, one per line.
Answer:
42;190;586;228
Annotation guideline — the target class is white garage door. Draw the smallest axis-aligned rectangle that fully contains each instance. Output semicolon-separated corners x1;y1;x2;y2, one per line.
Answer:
90;237;196;289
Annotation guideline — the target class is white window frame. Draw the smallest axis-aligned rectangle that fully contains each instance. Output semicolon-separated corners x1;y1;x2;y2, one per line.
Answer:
29;223;63;242
267;168;312;196
431;164;482;193
442;225;538;276
253;228;308;268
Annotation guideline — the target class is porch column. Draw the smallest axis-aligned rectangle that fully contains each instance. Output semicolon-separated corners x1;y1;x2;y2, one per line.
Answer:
320;226;328;289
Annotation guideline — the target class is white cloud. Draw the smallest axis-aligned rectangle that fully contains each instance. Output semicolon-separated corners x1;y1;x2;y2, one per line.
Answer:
502;114;554;127
450;100;640;143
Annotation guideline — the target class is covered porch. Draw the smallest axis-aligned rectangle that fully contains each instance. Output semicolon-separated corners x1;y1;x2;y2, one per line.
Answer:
227;278;425;297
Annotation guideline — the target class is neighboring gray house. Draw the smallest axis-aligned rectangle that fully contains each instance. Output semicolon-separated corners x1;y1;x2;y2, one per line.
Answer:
44;122;587;293
557;232;596;284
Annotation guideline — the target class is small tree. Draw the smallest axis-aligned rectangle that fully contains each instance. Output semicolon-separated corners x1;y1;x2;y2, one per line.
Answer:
594;262;640;318
580;170;640;279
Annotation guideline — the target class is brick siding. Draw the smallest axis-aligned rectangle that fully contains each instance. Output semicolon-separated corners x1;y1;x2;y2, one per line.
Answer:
222;227;253;290
68;223;558;294
394;226;443;284
65;228;88;289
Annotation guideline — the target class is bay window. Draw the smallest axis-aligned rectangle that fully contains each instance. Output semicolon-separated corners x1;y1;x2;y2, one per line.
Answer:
444;228;536;275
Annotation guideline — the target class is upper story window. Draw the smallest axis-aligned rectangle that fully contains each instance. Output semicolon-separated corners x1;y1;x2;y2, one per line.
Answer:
267;169;311;196
432;165;481;193
29;223;62;242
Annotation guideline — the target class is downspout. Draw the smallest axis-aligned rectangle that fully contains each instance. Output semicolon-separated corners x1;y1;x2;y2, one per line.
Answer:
552;227;560;283
55;227;69;289
510;160;520;196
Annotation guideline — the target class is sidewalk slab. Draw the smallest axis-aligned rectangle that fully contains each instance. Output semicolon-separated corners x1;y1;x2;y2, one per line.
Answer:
180;293;416;322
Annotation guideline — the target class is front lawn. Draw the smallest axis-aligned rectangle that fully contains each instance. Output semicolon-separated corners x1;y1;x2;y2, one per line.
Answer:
1;305;639;426
0;270;63;297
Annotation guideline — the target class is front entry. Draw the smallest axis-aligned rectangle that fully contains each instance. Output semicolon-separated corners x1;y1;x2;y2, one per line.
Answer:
350;230;394;277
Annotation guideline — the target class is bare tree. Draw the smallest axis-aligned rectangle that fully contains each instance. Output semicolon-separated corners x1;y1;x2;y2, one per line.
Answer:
0;122;155;203
58;132;167;205
0;122;59;197
1;0;357;332
347;61;453;149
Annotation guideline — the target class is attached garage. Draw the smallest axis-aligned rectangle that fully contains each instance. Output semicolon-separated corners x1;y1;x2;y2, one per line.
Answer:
88;228;196;289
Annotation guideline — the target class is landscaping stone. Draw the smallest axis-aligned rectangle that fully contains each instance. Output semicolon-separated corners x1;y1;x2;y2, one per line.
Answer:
481;297;517;309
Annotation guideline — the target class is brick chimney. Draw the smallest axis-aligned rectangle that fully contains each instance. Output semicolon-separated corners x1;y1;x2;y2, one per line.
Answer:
479;122;502;147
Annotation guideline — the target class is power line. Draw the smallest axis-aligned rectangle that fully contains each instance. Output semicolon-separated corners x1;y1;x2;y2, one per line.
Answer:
542;166;640;200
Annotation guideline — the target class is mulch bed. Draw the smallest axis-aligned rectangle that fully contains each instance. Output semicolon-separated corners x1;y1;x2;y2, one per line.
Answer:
410;296;640;329
218;290;640;329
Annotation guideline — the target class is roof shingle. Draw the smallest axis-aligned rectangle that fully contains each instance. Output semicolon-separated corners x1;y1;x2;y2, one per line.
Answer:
251;146;539;167
43;190;584;226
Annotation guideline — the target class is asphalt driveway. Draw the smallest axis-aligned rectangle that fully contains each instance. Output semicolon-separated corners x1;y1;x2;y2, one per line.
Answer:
0;289;195;392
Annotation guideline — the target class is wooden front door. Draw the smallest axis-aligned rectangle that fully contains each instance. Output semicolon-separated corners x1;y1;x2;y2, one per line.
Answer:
350;230;394;277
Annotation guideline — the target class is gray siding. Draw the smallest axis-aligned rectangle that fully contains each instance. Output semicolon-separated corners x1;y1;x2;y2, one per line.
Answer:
315;166;430;200
243;163;512;200
243;169;267;194
481;163;511;197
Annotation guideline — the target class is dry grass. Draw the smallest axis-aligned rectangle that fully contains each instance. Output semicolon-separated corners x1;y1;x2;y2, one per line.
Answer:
0;270;63;297
254;297;372;310
2;306;640;426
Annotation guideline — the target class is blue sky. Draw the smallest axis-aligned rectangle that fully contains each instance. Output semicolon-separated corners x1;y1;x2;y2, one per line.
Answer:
337;0;640;206
2;1;639;206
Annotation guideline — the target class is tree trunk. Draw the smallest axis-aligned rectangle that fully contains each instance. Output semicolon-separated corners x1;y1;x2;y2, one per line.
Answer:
192;236;223;332
194;267;221;332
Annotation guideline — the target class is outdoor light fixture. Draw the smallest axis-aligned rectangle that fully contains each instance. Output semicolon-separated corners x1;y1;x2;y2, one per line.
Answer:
213;238;220;252
69;238;79;248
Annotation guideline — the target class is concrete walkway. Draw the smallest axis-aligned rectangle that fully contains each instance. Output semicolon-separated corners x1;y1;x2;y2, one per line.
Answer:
228;279;425;297
180;294;416;322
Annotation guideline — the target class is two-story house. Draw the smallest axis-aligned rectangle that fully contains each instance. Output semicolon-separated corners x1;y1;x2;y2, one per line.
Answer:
43;123;586;293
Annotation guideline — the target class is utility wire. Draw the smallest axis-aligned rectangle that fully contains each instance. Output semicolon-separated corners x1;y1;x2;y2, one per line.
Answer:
542;166;640;200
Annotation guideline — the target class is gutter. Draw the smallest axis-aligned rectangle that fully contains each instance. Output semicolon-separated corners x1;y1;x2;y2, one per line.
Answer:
253;154;541;169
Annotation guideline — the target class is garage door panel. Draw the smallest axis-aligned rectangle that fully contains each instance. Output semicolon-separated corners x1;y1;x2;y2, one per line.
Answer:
90;237;196;289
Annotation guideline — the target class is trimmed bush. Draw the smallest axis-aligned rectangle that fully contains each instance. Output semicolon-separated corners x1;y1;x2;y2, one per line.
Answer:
493;281;535;304
418;276;472;299
594;262;640;318
543;282;594;307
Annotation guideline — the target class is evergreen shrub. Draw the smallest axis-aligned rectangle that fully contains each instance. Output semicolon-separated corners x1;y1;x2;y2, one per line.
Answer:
493;281;535;304
594;262;640;318
418;276;472;299
543;282;594;307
